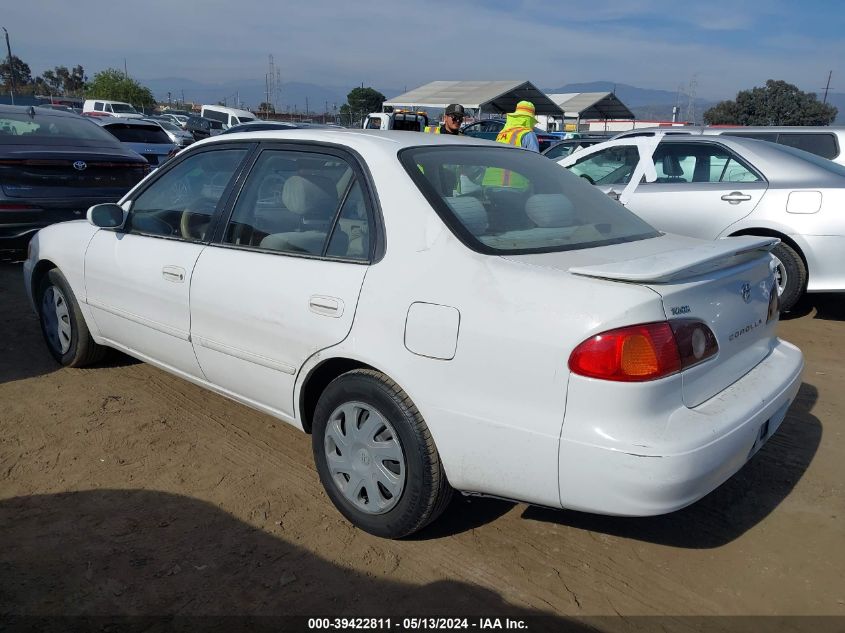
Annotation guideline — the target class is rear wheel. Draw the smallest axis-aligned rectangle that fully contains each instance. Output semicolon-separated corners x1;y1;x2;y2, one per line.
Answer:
771;243;807;313
37;269;107;367
312;369;452;538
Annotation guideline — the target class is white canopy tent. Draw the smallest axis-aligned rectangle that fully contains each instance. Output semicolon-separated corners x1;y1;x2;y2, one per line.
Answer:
383;81;564;119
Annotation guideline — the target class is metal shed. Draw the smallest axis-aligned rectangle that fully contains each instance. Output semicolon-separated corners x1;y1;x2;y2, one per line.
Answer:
383;81;564;117
548;92;634;120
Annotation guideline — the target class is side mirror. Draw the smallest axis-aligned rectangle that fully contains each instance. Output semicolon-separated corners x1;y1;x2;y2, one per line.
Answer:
87;203;127;229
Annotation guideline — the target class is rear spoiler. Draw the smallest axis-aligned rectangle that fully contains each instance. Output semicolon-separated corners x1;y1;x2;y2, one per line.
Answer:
569;236;779;283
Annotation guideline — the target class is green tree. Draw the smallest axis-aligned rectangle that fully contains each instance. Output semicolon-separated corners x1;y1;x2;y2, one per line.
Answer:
86;68;155;108
344;86;385;123
0;55;34;94
704;80;837;126
258;101;275;114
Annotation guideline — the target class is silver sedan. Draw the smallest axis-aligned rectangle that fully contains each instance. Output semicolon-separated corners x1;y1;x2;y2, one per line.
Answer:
559;134;845;311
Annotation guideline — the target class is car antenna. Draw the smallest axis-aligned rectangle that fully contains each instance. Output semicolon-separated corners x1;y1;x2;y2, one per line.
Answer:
28;106;36;118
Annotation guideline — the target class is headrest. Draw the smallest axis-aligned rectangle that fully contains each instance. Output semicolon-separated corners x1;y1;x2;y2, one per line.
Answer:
444;197;488;235
282;175;336;215
525;194;576;228
662;154;684;177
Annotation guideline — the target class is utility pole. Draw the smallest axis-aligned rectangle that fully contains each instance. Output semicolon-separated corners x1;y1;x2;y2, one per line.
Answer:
167;91;172;108
823;70;833;104
2;27;16;105
124;58;128;78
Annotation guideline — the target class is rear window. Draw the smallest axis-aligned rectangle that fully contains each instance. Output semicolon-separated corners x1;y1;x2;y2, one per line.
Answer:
102;123;171;144
400;146;659;255
0;111;122;145
235;116;255;124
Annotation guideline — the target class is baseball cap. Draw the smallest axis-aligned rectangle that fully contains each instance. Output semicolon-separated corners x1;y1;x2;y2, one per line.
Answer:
445;104;465;117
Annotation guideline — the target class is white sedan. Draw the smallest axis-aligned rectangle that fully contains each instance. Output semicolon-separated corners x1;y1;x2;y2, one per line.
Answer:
24;130;803;538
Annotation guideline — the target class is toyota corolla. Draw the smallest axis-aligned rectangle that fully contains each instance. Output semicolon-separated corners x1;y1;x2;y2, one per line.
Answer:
24;130;803;538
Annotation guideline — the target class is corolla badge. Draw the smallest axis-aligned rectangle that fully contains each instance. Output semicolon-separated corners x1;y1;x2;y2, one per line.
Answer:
741;282;752;303
72;161;87;171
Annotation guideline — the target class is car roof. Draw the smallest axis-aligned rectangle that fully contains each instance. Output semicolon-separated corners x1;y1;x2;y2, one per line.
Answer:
0;104;81;119
196;128;503;152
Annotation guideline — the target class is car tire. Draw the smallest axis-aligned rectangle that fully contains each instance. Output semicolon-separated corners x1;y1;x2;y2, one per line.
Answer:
37;269;107;367
771;242;807;313
312;369;452;538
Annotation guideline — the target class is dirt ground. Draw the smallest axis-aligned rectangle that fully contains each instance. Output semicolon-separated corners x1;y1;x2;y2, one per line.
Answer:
1;260;843;627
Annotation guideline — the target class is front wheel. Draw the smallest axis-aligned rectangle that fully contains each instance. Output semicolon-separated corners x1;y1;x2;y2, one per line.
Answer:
771;243;807;313
312;369;452;538
37;269;107;367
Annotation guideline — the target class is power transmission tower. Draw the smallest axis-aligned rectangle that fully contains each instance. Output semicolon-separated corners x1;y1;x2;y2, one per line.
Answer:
686;75;698;125
266;54;277;113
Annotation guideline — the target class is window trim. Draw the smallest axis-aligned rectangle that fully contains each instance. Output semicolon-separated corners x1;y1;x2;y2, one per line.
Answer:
208;141;384;264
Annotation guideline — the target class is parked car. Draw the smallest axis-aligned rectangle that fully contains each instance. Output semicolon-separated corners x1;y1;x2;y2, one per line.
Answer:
221;120;327;135
558;134;845;311
185;115;224;141
200;105;256;130
611;125;845;167
542;137;607;160
0;104;149;255
82;99;144;119
461;118;559;151
146;117;195;147
159;113;189;128
95;118;178;168
36;104;77;114
24;130;802;538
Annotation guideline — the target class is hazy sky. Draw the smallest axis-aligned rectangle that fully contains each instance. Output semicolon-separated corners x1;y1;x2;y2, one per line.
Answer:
4;0;842;99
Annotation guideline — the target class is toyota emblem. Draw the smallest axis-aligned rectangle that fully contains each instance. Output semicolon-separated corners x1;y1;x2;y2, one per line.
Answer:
741;282;752;303
73;160;87;171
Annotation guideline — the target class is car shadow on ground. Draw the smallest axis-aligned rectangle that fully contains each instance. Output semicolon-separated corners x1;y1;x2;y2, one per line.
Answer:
521;382;821;549
0;490;578;632
782;293;844;321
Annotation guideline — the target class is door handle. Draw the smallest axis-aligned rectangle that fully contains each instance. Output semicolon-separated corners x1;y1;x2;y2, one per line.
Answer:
162;265;186;283
721;192;753;204
309;295;344;318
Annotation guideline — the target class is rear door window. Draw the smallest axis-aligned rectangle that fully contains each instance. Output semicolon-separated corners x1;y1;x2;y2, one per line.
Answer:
776;133;838;159
652;143;762;183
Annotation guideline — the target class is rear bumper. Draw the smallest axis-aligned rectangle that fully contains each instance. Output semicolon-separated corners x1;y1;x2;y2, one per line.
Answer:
558;338;804;515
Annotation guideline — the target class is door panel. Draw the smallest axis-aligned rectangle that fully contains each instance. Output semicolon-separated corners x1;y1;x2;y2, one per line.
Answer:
189;247;367;418
626;181;768;239
85;232;206;377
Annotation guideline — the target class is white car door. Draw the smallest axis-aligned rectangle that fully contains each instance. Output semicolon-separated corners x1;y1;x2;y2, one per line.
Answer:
623;140;768;239
188;147;373;419
85;146;252;378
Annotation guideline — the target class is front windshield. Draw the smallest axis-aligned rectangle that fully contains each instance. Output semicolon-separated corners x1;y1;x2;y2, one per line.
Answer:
110;103;138;113
401;146;659;254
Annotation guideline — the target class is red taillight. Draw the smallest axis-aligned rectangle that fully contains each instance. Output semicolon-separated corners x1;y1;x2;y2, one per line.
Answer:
569;320;718;382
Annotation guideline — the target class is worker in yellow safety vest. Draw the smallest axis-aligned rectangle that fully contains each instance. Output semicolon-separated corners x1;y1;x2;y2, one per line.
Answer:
424;104;465;135
481;101;539;188
495;101;539;151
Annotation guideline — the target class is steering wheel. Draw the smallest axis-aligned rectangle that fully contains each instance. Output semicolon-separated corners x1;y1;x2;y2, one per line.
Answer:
579;174;595;185
180;210;212;240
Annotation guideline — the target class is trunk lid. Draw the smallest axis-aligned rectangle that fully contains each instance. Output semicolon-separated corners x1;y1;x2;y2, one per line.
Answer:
0;150;148;198
506;235;780;407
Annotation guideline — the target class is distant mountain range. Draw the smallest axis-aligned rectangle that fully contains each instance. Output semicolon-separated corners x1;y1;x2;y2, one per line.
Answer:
141;77;844;124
